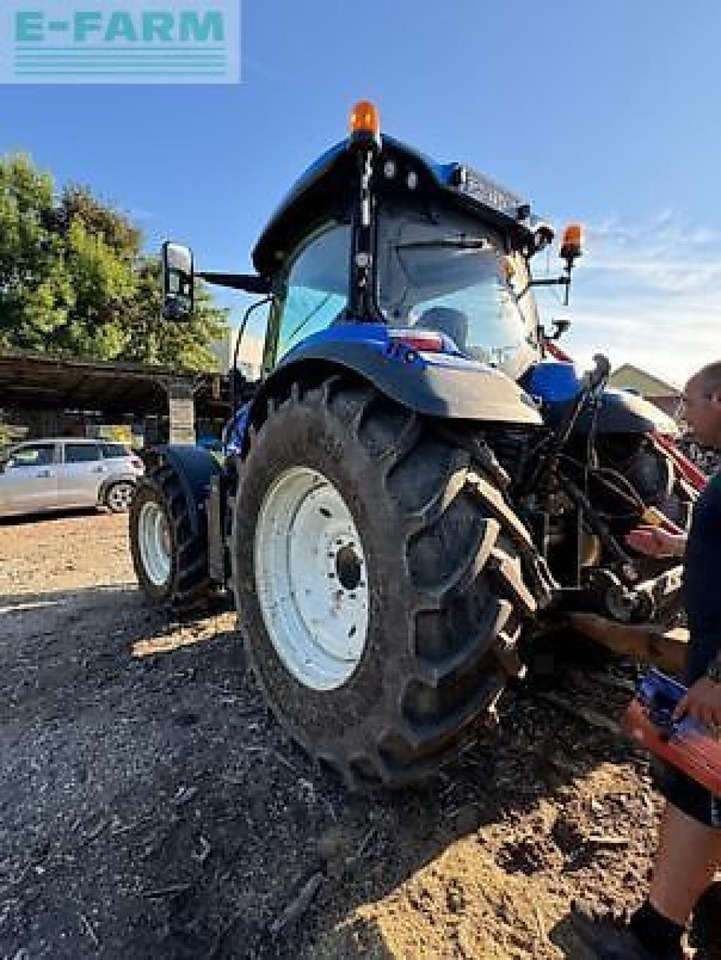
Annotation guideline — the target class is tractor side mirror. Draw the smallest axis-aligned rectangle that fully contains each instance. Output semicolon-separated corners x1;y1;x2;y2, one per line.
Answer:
162;241;194;319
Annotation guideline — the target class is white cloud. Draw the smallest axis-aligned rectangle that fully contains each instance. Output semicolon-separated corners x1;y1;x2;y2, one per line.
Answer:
557;306;721;386
535;210;721;385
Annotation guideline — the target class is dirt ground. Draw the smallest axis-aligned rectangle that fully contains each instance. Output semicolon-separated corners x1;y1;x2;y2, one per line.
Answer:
0;510;712;959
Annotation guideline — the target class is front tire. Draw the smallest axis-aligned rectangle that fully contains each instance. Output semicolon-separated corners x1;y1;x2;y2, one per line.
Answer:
129;464;211;609
232;378;536;789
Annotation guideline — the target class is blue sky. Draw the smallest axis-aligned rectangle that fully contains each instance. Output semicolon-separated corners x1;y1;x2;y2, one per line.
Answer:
3;0;721;384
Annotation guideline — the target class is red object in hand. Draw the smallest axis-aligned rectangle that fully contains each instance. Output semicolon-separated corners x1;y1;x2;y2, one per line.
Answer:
623;670;721;796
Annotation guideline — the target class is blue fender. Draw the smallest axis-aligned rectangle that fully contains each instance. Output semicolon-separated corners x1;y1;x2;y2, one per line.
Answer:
142;445;222;535
524;361;679;436
233;324;541;452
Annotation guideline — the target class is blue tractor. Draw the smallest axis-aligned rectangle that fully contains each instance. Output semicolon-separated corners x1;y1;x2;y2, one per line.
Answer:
129;101;698;789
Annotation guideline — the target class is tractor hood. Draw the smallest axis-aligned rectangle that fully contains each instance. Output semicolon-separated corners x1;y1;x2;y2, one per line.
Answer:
252;136;553;278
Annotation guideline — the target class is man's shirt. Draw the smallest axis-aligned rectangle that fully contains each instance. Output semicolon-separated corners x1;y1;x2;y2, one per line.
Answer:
684;469;721;684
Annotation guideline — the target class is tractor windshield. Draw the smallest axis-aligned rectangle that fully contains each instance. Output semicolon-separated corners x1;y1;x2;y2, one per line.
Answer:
376;201;540;378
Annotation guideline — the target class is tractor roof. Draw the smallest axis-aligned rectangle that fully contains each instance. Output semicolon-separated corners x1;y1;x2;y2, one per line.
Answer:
252;135;551;277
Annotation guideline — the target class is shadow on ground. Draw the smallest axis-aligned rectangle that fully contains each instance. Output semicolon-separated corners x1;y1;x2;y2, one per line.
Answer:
0;506;103;527
0;584;664;959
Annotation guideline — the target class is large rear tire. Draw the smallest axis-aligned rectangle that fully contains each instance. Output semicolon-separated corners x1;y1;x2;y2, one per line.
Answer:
232;377;537;789
129;463;212;610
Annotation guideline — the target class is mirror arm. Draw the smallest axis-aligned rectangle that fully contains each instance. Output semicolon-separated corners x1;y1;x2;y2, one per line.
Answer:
529;276;570;289
198;272;272;294
529;270;574;306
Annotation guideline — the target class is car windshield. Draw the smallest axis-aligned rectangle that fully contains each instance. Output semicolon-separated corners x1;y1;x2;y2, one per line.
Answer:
376;201;539;378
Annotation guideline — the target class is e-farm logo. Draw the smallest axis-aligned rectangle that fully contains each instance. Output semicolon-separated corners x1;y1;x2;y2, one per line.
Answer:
1;1;240;84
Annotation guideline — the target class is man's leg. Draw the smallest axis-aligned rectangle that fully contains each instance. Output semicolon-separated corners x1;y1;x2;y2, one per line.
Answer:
648;802;721;925
573;801;721;958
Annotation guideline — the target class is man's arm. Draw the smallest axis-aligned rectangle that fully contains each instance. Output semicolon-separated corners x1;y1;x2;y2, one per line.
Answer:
626;527;687;558
673;663;721;727
624;525;721;721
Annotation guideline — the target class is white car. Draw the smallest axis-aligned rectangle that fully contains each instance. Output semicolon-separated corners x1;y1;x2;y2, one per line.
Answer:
0;438;144;518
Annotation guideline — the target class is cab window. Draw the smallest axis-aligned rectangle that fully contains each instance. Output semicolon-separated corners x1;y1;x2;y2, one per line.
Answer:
272;223;350;363
376;201;538;379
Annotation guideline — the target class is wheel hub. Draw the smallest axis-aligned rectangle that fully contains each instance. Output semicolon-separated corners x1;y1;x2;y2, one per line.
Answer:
109;482;133;510
335;544;362;591
254;466;370;691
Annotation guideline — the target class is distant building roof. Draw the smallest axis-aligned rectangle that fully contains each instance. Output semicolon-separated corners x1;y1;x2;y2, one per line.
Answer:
0;350;222;416
608;363;681;398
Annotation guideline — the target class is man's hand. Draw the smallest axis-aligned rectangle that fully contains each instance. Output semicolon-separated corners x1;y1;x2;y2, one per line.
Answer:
673;677;721;727
625;526;687;558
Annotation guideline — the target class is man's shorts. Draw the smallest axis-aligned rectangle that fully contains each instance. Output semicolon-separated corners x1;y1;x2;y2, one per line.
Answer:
652;758;721;828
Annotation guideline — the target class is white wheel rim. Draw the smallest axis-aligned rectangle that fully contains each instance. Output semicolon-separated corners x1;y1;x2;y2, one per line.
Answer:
254;466;369;691
109;483;133;510
138;501;172;587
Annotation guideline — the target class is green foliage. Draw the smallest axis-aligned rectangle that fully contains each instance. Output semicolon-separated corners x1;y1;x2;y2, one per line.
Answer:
122;257;227;371
0;153;228;371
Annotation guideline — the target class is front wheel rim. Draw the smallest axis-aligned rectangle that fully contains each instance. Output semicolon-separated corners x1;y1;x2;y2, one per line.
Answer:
254;466;369;691
138;501;172;587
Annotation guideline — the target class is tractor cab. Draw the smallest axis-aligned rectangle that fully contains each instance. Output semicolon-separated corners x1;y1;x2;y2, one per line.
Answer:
264;174;541;382
252;105;577;384
163;101;582;391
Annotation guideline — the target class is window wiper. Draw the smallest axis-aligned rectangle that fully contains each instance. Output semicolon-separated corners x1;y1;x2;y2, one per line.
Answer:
395;238;492;251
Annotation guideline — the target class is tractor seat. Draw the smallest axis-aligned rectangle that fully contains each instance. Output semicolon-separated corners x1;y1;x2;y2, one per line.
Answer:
417;306;469;352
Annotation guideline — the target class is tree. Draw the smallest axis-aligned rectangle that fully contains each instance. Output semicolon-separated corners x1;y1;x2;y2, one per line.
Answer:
0;153;228;371
122;257;227;371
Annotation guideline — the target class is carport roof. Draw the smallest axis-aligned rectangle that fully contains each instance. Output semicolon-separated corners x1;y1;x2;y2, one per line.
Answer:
0;350;202;415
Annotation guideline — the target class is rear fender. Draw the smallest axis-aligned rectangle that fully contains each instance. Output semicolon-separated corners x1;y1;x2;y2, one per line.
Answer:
241;324;541;451
142;445;222;536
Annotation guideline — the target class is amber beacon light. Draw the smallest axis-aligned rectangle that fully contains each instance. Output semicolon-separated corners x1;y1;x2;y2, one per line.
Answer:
350;100;381;138
560;223;583;263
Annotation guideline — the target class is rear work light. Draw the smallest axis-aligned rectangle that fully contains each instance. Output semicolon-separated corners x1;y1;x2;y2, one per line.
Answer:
389;330;446;353
560;223;583;262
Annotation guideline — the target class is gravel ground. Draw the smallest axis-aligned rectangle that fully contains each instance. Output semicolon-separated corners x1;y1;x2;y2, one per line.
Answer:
0;509;716;959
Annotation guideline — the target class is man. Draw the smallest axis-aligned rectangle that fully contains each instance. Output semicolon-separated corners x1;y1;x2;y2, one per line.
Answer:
574;361;721;960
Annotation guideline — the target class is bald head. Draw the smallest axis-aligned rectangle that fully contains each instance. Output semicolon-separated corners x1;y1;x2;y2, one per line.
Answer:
684;362;721;447
695;362;721;399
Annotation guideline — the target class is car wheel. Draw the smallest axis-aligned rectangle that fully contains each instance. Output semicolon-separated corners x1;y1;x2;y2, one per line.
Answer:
104;481;135;513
